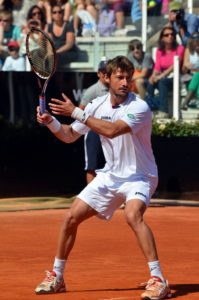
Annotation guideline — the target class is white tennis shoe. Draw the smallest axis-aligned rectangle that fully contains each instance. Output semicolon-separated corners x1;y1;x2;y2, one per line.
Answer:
35;270;66;294
141;276;172;300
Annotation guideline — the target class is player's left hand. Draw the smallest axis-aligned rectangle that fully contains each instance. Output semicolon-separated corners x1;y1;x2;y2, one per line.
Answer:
49;93;75;116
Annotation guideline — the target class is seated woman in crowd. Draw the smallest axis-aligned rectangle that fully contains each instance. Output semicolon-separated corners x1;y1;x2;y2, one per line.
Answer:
19;17;43;57
45;4;78;69
73;0;97;36
181;33;199;110
127;39;154;99
146;26;184;118
38;0;73;24
26;5;46;29
0;10;21;62
18;5;46;56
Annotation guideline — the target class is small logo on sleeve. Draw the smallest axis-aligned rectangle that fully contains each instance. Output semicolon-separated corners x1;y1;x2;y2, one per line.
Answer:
127;113;136;120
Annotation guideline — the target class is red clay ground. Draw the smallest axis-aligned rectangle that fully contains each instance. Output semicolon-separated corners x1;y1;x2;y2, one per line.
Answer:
0;206;199;300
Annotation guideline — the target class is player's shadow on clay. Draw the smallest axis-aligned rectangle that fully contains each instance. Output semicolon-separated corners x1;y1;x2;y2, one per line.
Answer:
70;287;144;292
171;284;199;298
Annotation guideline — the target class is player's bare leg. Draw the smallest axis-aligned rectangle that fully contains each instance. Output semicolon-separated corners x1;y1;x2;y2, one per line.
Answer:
124;199;171;299
56;197;98;259
86;170;96;184
35;198;97;294
124;199;158;261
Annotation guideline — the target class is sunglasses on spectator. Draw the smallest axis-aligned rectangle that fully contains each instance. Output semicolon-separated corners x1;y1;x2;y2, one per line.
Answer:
163;33;175;37
52;10;63;14
0;19;10;22
32;11;42;16
131;45;142;51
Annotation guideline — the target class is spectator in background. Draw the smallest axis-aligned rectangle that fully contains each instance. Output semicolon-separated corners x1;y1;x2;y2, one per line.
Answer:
26;5;46;29
97;5;116;37
46;4;78;70
38;0;73;24
105;0;125;30
181;33;199;110
19;18;43;56
74;0;97;37
130;0;141;34
146;26;184;118
0;10;21;62
0;0;37;27
127;39;153;99
169;1;199;46
79;59;108;183
2;40;25;70
161;0;169;14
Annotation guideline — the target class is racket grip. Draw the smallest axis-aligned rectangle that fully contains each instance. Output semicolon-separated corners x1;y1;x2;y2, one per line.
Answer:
39;96;46;115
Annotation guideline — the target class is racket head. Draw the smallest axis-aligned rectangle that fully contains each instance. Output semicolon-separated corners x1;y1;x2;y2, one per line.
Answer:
26;27;57;80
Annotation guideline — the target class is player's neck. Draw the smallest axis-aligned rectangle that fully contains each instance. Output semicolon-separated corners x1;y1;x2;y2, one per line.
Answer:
110;92;128;106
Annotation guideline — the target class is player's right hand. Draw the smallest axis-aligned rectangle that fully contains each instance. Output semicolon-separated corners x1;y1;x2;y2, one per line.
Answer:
36;106;53;125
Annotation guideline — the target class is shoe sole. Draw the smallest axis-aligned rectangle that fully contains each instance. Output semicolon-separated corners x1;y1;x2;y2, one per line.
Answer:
142;291;172;300
35;287;66;294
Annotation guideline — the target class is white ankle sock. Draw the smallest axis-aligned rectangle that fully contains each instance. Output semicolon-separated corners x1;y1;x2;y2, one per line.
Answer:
148;260;165;282
53;257;66;279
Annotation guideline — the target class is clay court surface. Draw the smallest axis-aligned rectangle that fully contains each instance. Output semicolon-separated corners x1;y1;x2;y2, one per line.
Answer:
0;206;199;300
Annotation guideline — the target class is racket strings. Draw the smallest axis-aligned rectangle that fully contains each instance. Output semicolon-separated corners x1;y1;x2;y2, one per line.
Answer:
28;31;55;79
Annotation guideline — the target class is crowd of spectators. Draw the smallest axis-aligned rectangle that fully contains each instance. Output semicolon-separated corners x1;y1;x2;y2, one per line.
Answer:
0;0;131;71
128;1;199;117
0;0;199;117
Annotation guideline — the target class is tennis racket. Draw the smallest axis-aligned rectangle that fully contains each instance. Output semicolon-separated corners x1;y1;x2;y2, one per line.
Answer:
26;27;57;115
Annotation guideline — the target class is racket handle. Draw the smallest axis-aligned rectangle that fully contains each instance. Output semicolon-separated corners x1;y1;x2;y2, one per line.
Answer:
39;96;46;115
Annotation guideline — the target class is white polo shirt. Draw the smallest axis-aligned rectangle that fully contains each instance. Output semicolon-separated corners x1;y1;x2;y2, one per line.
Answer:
71;92;158;183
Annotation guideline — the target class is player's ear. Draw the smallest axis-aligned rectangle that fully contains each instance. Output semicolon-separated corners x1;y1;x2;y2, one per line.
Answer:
104;73;110;84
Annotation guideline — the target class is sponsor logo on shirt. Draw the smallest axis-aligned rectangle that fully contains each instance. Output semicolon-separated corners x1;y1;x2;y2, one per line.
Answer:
101;116;111;120
127;113;136;120
135;191;147;198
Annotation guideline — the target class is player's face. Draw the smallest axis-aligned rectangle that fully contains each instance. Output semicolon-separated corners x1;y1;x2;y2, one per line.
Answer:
107;68;132;97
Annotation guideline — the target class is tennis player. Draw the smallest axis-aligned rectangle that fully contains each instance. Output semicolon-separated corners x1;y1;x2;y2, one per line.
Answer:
35;56;171;300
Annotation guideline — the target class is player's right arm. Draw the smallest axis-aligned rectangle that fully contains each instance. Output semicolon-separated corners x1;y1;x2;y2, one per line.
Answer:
36;107;81;144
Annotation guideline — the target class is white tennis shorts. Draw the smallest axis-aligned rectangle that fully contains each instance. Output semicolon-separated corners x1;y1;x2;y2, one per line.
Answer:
77;173;158;220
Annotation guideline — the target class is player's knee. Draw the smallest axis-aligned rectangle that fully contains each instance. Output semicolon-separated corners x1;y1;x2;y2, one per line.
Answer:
125;210;143;230
62;211;79;232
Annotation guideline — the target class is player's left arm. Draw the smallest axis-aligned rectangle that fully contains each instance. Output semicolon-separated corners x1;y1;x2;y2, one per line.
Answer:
49;93;131;138
86;118;131;138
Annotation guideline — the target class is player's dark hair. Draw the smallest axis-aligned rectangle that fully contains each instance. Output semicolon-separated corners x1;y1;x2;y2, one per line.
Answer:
105;56;134;77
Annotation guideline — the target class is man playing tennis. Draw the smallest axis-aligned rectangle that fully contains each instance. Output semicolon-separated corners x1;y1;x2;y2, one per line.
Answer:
35;56;171;300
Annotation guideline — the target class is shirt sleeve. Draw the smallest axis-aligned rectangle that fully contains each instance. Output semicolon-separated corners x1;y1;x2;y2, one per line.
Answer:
186;14;199;35
142;53;154;69
2;57;9;71
120;101;152;134
13;25;22;40
80;86;95;107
